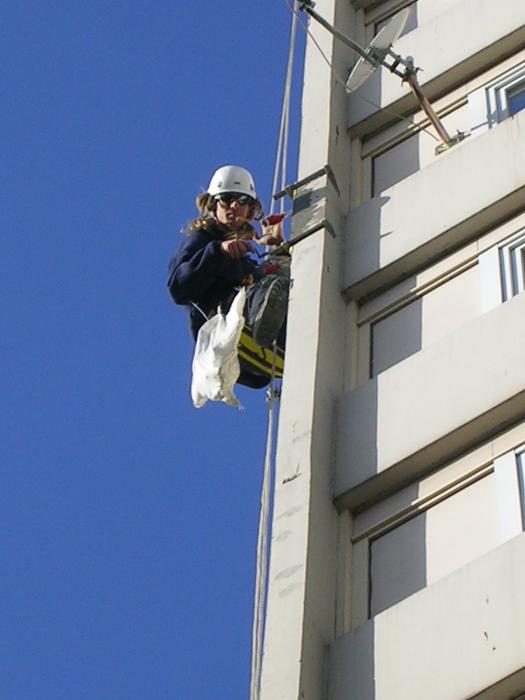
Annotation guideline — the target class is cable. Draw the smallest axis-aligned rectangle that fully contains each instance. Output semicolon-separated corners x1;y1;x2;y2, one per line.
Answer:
250;374;278;700
270;1;300;215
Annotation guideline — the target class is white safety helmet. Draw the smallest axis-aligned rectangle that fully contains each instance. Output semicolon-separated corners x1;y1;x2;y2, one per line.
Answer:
207;165;257;200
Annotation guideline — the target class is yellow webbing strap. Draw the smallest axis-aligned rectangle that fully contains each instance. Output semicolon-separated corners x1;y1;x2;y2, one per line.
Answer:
238;326;284;378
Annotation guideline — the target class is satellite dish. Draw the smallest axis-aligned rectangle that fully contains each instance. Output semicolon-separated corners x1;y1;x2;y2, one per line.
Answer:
299;1;460;150
346;7;410;93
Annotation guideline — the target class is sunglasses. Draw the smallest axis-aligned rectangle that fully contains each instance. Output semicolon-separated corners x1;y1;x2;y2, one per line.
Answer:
215;193;254;206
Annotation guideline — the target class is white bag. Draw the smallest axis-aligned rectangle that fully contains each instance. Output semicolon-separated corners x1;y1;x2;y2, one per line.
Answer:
191;288;247;408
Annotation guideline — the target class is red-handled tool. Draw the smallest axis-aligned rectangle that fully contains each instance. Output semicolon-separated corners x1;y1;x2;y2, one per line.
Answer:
261;213;287;226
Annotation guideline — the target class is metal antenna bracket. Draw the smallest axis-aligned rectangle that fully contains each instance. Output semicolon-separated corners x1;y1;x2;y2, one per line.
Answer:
298;3;468;153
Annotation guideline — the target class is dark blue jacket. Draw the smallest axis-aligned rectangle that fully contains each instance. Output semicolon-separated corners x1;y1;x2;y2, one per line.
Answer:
168;227;276;389
167;224;270;388
167;224;257;339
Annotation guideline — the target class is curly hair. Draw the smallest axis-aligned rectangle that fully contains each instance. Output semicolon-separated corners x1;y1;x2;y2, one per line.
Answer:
188;192;264;240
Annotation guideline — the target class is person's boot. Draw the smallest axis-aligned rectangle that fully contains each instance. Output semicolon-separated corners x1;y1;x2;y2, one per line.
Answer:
251;275;289;348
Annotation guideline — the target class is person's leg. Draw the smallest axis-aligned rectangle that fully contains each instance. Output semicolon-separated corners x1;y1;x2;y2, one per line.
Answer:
237;360;271;388
245;261;290;347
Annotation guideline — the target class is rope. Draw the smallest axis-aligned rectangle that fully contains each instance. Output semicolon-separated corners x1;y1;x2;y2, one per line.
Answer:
270;1;300;215
249;4;298;699
250;370;278;700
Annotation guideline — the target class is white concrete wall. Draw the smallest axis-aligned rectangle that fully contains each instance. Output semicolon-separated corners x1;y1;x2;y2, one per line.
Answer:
343;108;525;300
259;0;352;697
329;533;525;700
335;291;525;507
415;0;463;27
349;0;525;135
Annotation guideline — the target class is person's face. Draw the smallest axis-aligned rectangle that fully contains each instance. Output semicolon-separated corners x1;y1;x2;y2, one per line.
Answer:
214;193;252;228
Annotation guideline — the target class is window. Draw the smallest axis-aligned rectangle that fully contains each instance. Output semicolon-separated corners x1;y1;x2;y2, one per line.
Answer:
500;231;525;300
490;70;525;123
479;228;525;311
494;445;525;542
347;428;525;628
469;61;525;130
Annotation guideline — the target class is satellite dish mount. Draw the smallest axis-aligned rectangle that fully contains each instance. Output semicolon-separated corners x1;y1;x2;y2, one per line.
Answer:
298;0;467;153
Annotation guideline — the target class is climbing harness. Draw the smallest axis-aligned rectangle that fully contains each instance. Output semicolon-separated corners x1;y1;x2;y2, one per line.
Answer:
238;325;285;379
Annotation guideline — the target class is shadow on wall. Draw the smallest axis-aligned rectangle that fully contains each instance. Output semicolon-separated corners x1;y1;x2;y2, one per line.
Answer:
372;130;421;196
328;620;376;700
370;293;423;377
345;194;390;294
369;499;427;616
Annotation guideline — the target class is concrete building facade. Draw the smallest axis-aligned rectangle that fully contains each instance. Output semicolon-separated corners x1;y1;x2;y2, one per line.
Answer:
260;1;525;699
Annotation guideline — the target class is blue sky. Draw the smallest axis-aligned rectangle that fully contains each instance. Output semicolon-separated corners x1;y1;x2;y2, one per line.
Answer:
2;2;304;698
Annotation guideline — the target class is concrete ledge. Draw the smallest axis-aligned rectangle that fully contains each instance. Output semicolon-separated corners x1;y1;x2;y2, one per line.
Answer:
349;0;525;136
334;293;525;509
329;533;525;700
343;110;525;301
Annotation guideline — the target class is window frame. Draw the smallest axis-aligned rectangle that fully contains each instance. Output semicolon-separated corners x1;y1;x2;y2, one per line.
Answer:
479;227;525;312
488;65;525;124
468;61;525;132
500;231;525;301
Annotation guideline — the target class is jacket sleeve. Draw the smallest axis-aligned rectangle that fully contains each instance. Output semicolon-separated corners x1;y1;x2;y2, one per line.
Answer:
167;231;233;305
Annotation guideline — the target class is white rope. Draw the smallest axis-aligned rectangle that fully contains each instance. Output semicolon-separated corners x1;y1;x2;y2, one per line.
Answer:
269;0;299;216
250;378;277;700
249;4;298;699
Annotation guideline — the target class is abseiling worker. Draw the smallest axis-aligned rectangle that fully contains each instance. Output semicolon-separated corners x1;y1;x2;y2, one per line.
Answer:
167;165;290;389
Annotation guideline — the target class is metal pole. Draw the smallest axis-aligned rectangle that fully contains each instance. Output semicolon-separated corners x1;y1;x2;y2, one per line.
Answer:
405;73;452;146
303;5;379;66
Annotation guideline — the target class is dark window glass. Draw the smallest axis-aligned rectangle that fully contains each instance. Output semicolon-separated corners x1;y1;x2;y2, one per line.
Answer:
508;85;525;117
